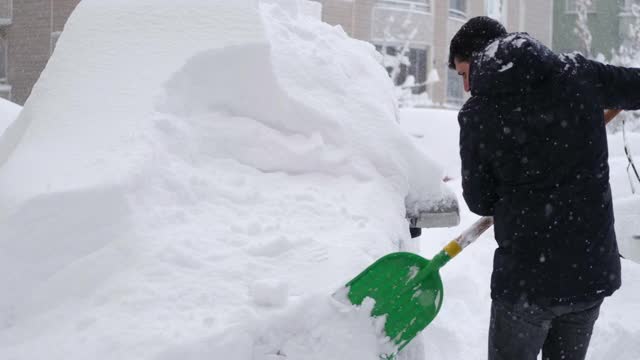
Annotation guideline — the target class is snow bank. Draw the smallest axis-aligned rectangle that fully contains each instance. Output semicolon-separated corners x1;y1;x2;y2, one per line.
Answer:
399;108;460;180
614;195;640;262
155;295;396;360
606;131;640;262
0;1;449;359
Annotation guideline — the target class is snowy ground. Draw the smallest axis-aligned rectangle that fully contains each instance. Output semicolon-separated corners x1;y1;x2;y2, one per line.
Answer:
400;108;640;360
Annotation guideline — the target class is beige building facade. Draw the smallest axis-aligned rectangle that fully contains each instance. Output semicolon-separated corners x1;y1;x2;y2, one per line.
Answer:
314;0;554;107
0;0;81;105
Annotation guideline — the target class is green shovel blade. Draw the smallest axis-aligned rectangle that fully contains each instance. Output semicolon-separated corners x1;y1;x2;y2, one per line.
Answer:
344;252;445;352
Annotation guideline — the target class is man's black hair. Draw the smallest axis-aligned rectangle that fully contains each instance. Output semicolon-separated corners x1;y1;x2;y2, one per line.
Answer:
448;16;508;69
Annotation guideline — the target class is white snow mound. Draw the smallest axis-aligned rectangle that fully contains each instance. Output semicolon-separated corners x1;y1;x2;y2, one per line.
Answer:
0;1;448;359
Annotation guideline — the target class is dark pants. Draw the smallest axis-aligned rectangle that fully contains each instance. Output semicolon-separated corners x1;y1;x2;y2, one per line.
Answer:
488;297;603;360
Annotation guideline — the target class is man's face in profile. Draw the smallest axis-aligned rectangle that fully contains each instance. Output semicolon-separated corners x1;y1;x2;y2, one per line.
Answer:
454;59;471;93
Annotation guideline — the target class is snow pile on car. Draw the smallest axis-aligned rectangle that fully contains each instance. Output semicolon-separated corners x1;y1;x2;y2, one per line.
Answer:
0;1;450;359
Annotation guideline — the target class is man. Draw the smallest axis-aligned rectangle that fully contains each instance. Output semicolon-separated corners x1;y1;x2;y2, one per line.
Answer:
448;17;640;360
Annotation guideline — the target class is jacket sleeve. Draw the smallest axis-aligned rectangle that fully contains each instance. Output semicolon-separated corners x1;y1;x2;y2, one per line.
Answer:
459;104;498;216
585;58;640;110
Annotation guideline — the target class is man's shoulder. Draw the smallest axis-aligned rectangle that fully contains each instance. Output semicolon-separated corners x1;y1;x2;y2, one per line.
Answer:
458;96;501;143
460;95;486;111
458;96;491;126
557;51;594;76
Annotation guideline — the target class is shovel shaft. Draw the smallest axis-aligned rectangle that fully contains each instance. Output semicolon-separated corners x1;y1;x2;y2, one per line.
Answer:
605;109;622;124
453;216;494;250
409;216;495;287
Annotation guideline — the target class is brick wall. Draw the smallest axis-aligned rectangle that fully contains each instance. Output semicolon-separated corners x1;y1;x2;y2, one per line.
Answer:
52;0;79;31
430;0;448;104
316;0;355;35
7;0;51;104
5;0;79;104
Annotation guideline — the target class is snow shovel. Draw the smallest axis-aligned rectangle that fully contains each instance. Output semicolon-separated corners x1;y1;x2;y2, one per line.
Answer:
340;216;494;356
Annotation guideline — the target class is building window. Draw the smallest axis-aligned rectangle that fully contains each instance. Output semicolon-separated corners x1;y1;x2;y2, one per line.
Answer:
0;0;12;25
375;0;431;14
566;0;596;14
371;0;431;46
446;68;464;106
487;0;503;21
376;45;429;94
487;0;508;27
449;0;467;19
50;31;61;55
622;0;640;12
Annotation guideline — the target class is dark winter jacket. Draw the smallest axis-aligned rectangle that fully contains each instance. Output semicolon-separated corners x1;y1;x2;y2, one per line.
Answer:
458;33;640;305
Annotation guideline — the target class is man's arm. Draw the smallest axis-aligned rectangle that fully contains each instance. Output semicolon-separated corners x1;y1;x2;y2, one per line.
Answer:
459;104;498;216
586;59;640;110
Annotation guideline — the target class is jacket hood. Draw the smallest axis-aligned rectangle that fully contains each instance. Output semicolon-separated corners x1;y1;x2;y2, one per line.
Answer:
469;33;562;97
